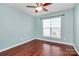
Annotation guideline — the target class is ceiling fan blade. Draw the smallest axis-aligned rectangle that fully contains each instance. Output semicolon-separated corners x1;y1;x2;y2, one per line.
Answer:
26;6;36;8
43;3;52;6
43;8;48;12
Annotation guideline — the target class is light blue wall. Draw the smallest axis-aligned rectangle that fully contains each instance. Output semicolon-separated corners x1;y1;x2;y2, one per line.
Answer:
0;4;35;50
0;4;76;51
35;9;74;45
74;4;79;51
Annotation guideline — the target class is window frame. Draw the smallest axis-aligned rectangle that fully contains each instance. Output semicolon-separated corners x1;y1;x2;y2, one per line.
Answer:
42;16;61;38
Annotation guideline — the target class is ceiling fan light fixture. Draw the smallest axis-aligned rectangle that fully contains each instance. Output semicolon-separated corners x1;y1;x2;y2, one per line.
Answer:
36;7;43;11
26;3;52;13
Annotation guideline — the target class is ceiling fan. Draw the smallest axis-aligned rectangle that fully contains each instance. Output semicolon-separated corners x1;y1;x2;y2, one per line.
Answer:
26;3;52;13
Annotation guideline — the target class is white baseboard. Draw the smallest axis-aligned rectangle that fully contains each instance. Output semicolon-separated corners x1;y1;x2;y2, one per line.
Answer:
35;38;73;46
73;45;79;55
0;38;78;55
0;38;35;52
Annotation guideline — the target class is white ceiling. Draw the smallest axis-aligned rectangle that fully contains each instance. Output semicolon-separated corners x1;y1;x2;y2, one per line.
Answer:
8;3;76;16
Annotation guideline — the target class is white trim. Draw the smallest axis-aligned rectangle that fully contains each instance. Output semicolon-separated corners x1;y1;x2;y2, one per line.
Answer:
0;38;73;53
35;38;73;46
0;38;78;55
73;45;79;55
0;38;35;52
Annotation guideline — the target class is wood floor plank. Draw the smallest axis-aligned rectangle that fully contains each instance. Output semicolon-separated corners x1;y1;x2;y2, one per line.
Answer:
0;39;78;56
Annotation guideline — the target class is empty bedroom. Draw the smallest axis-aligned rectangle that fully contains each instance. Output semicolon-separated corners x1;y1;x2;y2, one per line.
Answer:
0;3;79;56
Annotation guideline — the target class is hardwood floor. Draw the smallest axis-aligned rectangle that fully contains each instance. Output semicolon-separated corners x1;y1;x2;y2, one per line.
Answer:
0;39;78;56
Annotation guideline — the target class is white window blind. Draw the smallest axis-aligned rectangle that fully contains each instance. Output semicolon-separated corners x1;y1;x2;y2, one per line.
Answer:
42;16;61;38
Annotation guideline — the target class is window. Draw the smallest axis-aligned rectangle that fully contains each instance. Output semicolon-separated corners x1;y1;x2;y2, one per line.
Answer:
42;16;61;38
